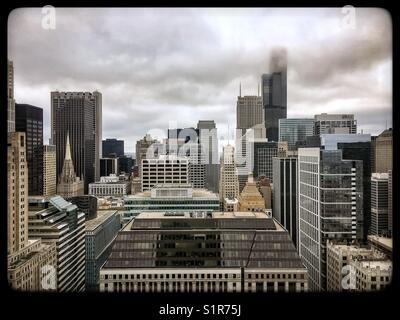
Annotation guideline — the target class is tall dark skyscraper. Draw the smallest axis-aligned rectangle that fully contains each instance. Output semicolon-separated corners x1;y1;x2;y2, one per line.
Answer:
51;91;102;193
262;48;287;142
15;103;43;196
102;138;124;157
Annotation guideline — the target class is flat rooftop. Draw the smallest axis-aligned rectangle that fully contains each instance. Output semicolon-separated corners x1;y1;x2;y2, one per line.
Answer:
368;235;392;251
85;210;118;232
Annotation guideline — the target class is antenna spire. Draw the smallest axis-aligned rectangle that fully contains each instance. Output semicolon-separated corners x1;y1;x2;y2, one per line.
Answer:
239;82;241;97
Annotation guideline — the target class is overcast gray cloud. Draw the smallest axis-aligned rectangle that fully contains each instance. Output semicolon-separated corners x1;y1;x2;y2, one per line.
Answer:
8;7;392;153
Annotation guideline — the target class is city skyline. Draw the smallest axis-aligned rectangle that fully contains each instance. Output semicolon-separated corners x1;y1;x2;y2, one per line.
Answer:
8;8;392;153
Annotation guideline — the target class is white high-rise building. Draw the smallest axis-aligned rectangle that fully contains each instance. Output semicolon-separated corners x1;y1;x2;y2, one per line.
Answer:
219;145;240;211
141;155;189;191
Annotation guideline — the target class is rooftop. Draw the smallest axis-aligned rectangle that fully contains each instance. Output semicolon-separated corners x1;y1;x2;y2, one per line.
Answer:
85;210;118;232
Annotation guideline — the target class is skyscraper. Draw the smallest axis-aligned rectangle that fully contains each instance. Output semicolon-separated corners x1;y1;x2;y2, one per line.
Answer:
15;103;44;196
314;113;357;135
388;170;392;237
135;134;158;186
219;145;240;211
102;138;124;158
7;132;28;254
279;118;314;151
320;133;372;240
236;95;264;133
375;128;392;173
371;173;389;236
8;59;15;133
197;120;220;193
261;49;287;142
298;148;363;291
57;134;84;197
43;145;57;197
8;133;57;291
51;91;102;192
253;141;288;182
272;155;298;247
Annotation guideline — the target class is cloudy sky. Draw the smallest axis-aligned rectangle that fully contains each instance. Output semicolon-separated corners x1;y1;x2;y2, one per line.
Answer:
8;7;392;154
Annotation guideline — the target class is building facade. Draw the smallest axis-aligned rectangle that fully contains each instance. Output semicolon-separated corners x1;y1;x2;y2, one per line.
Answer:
89;174;131;197
15;103;44;195
197;120;220;193
123;184;219;220
297;148;363;291
273;156;298;247
102;138;124;158
28;196;86;292
314;113;357;135
43;145;57;197
375;128;392;173
370;173;389;236
51;91;102;193
8;132;28;255
85;210;121;291
326;240;392;291
141;156;189;192
219;145;240;211
100;157;119;177
253;141;287;182
8;59;15;132
279;118;314;151
100;211;308;293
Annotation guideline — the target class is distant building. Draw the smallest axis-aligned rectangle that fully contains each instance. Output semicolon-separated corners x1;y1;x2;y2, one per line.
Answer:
371;173;389;236
236;95;264;134
8;59;15;132
51;91;102;192
314;113;357;135
326;240;391;291
100;211;308;293
375;128;392;173
28;196;86;292
141;155;189;192
219;145;239;211
273;155;298;247
15;103;44;195
257;176;272;209
136;134;158;182
43;145;57;197
238;174;265;212
279;118;314;151
262;50;287;142
118;155;134;175
198;120;220;193
102;138;124;158
57;134;84;197
89;174;131;197
100;157;119;177
85;210;121;291
253;141;287;182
